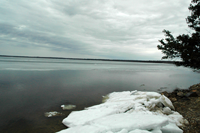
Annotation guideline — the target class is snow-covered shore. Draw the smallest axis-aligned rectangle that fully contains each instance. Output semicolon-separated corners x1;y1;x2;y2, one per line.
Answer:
57;91;188;133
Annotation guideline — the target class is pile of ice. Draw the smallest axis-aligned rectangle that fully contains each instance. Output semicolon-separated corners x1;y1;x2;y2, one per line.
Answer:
57;91;188;133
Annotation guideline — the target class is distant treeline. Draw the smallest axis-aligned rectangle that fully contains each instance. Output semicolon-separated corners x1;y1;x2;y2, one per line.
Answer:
0;55;177;64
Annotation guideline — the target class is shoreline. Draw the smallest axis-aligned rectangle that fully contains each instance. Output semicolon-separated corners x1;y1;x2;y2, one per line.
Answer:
57;83;200;133
161;83;200;133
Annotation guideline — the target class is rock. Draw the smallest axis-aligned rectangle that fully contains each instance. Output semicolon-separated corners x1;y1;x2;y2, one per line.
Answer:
170;98;177;102
189;83;200;90
170;91;177;97
177;92;184;97
180;96;190;101
61;104;76;110
186;92;198;97
161;91;169;97
192;89;197;92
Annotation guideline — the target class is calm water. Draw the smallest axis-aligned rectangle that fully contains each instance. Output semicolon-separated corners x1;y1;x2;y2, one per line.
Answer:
0;57;199;133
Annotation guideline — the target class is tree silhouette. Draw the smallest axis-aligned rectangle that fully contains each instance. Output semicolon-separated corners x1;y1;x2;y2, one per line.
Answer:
157;0;200;69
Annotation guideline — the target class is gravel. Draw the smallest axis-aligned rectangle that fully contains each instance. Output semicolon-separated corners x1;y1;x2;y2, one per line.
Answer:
161;83;200;133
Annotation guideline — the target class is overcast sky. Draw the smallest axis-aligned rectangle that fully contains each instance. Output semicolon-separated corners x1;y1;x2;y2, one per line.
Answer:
0;0;191;60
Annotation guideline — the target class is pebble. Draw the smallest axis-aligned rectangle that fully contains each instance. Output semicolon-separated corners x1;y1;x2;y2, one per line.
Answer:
177;92;184;97
170;98;177;102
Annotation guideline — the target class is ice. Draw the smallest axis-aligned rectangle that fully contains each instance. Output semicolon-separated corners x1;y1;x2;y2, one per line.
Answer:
161;123;183;133
159;95;175;110
129;129;152;133
44;111;63;117
162;107;172;115
58;113;168;132
57;91;186;133
61;104;76;110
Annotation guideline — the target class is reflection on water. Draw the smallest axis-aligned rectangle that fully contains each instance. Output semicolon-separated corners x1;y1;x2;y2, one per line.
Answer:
0;57;199;132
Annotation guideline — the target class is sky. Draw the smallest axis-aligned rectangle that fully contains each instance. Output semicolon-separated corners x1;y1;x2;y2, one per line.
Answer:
0;0;192;60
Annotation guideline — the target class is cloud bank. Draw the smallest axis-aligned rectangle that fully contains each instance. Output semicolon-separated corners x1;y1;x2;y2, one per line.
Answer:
0;0;191;60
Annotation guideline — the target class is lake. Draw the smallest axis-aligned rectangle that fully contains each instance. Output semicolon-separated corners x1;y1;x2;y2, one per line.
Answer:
0;57;199;133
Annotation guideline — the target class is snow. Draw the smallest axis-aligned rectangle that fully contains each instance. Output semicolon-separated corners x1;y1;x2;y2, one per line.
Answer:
57;91;188;133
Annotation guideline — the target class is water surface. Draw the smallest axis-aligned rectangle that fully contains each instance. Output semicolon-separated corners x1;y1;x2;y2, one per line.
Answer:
0;57;199;132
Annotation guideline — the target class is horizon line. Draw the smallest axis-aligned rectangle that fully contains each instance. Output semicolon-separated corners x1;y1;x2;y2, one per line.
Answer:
0;54;176;63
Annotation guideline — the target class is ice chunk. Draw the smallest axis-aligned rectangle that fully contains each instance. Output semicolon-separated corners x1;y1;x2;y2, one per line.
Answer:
118;129;128;133
168;112;186;127
159;95;175;110
129;129;151;133
90;113;168;131
61;104;76;110
102;95;109;103
150;128;162;133
44;111;63;117
162;107;172;115
57;125;103;133
62;103;123;127
106;131;114;133
146;92;161;99
161;123;183;133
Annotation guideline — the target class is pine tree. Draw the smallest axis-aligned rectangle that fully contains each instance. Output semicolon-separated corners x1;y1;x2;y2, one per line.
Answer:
157;0;200;69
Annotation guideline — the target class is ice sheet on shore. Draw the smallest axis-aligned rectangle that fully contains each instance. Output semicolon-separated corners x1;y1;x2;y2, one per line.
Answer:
57;91;187;133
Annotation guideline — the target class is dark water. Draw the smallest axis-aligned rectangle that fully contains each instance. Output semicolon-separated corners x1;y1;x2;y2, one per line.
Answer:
0;57;199;133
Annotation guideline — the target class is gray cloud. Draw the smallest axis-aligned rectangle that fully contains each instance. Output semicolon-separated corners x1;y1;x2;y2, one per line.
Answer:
0;0;191;59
